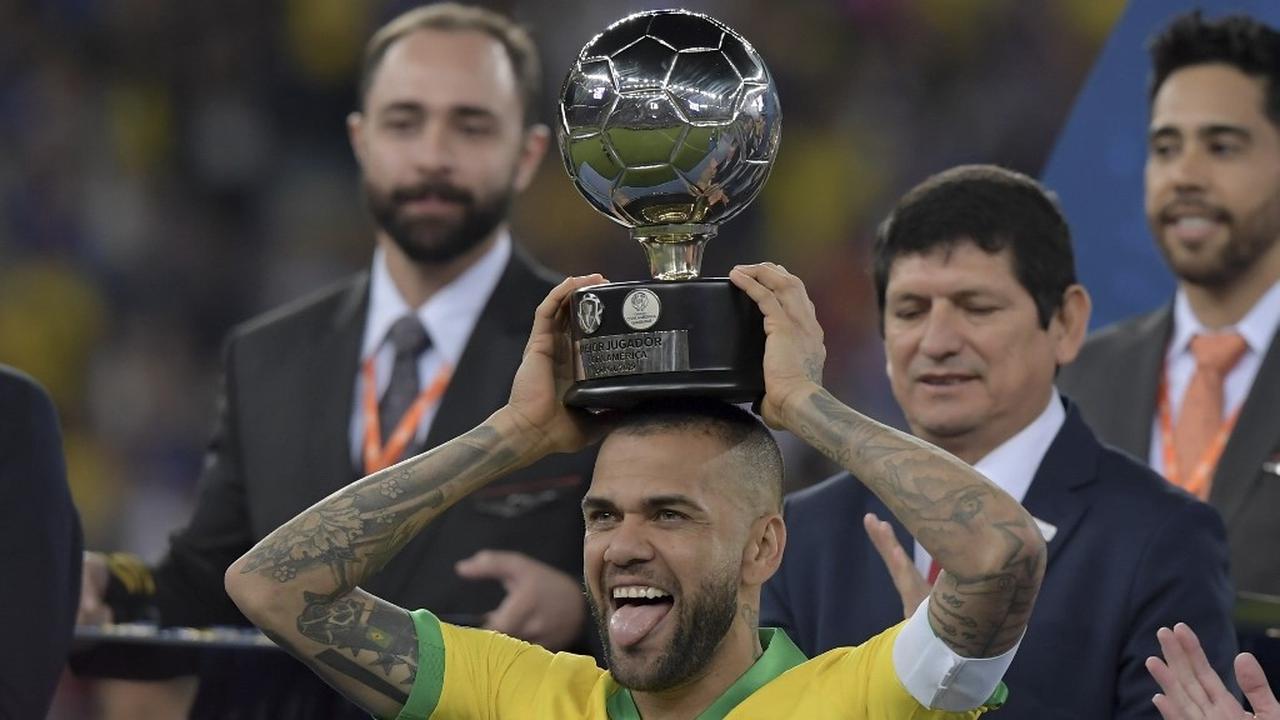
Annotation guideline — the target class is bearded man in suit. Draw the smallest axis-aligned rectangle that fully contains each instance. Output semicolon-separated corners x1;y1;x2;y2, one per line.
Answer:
1058;11;1280;600
73;5;597;717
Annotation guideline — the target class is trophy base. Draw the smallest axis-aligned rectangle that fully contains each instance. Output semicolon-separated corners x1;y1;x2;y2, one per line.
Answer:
565;279;764;409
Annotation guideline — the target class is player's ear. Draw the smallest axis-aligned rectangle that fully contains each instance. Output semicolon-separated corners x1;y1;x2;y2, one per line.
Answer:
742;513;785;586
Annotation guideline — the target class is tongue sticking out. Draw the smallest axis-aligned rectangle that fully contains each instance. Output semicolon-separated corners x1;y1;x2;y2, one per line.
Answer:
609;602;672;649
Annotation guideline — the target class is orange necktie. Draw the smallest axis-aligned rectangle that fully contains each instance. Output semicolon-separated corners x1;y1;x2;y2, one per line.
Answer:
1172;332;1247;497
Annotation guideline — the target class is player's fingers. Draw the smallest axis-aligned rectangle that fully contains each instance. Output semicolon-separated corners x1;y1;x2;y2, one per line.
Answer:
533;275;605;330
1236;652;1280;716
734;264;813;317
729;266;784;318
527;275;606;355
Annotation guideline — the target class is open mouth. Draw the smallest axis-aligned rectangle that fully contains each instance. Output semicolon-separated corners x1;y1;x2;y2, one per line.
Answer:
608;585;675;649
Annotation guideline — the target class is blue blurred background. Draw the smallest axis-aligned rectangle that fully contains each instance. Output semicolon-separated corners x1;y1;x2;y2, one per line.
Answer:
1042;0;1280;328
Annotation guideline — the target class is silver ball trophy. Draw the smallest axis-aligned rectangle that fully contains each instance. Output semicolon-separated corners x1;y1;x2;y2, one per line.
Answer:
559;9;782;408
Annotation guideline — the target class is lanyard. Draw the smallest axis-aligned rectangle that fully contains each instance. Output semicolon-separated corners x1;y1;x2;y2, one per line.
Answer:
361;356;451;474
1156;375;1239;499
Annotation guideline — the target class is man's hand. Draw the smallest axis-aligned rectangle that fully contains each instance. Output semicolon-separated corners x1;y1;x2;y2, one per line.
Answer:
455;550;586;651
503;274;609;458
1147;623;1278;719
78;551;113;625
864;513;930;619
727;263;826;429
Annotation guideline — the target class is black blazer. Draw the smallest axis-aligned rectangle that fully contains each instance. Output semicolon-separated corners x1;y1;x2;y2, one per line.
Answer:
1058;305;1280;595
79;249;598;718
0;366;82;719
762;401;1237;719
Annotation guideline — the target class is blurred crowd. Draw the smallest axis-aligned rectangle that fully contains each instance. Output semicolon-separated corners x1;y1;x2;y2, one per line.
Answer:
0;0;1119;613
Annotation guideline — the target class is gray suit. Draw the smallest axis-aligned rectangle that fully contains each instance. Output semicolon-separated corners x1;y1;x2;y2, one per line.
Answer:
1057;305;1280;595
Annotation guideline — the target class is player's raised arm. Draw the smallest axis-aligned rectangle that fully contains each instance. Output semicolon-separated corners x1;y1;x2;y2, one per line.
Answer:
224;274;606;718
730;262;1046;659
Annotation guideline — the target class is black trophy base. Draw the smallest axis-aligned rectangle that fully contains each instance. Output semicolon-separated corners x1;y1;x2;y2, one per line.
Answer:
565;279;764;409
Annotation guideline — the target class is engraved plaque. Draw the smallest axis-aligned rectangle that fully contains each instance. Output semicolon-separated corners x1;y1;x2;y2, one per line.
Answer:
574;330;690;380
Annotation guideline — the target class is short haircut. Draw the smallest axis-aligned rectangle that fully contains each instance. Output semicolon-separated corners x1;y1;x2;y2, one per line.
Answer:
1148;11;1280;126
872;164;1076;330
358;3;543;125
606;399;783;514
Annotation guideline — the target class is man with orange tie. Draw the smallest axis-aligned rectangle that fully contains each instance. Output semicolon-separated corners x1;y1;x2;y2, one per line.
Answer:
72;5;597;718
1057;11;1280;600
763;165;1237;718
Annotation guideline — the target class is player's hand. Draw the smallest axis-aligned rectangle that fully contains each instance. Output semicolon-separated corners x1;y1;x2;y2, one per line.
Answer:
864;513;930;618
503;274;609;458
78;551;113;625
455;550;585;651
728;263;826;430
1147;623;1279;719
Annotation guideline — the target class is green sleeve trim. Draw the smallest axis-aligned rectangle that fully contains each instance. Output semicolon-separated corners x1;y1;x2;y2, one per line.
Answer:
394;609;446;720
982;682;1009;710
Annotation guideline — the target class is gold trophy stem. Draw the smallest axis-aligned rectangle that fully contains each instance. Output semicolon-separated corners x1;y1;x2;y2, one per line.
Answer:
632;223;717;280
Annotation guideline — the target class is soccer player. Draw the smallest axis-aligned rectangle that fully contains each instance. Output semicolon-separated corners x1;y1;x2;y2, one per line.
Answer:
225;264;1047;718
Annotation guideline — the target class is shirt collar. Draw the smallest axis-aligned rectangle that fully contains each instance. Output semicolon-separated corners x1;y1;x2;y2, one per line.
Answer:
606;629;807;720
361;232;512;364
971;389;1066;503
1168;279;1280;360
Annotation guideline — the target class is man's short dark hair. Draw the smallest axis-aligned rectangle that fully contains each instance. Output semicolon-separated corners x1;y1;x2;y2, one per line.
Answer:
606;399;783;514
358;3;543;126
872;164;1076;331
1148;11;1280;126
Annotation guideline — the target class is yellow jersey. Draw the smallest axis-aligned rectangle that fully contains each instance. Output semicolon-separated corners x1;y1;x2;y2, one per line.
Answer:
392;609;1003;720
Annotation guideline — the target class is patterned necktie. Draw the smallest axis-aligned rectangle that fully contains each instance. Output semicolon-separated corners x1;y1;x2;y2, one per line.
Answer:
1172;331;1247;496
379;315;431;444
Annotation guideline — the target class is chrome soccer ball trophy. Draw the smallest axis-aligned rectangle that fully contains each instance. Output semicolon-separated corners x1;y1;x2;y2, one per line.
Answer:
559;9;781;408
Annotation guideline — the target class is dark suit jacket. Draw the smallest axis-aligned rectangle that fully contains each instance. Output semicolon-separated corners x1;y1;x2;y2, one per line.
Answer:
0;366;83;719
78;248;598;718
1057;305;1280;596
762;401;1237;719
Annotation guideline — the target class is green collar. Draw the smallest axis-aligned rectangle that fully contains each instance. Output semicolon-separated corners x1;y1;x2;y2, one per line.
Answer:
605;628;807;720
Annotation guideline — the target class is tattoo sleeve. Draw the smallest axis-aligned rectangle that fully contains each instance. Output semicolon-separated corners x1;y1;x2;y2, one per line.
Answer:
229;419;530;713
239;423;521;591
789;388;1046;657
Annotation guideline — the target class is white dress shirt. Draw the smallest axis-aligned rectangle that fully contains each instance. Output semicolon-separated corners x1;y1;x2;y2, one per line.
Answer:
1149;280;1280;474
889;390;1065;709
348;234;512;465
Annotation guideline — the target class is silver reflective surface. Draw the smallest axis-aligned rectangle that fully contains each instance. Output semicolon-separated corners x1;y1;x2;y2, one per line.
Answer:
558;10;781;236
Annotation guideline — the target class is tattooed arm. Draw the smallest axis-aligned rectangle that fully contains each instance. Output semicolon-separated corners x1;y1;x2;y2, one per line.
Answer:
224;275;607;719
730;264;1045;659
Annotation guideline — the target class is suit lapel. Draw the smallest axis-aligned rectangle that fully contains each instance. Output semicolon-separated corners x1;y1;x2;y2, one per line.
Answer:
309;275;368;493
1115;308;1171;460
423;249;554;451
1211;329;1280;523
1020;402;1099;571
